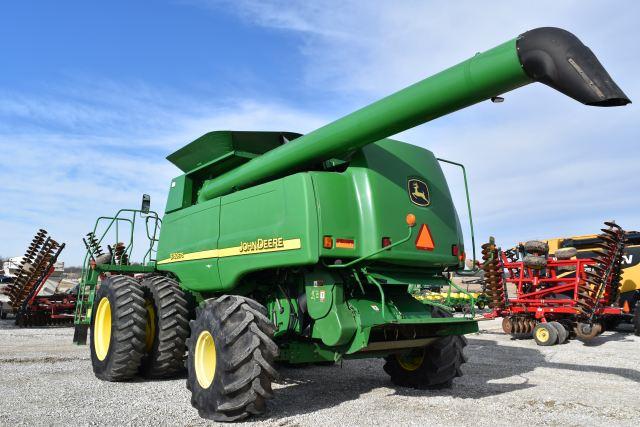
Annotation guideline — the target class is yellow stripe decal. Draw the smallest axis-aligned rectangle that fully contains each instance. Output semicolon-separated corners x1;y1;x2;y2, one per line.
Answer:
157;238;302;265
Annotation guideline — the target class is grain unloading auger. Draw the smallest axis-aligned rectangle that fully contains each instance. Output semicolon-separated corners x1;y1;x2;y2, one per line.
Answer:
72;28;630;421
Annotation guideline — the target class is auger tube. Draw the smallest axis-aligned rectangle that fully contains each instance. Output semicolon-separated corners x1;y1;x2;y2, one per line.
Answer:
197;27;630;202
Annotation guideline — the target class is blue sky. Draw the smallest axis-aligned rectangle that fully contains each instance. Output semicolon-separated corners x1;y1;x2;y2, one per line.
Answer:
0;0;638;264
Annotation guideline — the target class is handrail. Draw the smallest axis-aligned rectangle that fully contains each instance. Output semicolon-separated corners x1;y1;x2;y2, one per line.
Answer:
80;209;161;282
437;158;478;275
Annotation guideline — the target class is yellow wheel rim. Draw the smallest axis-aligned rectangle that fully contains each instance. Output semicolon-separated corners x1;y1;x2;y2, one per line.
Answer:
94;297;112;361
536;326;549;342
396;349;425;371
144;300;156;352
195;331;217;389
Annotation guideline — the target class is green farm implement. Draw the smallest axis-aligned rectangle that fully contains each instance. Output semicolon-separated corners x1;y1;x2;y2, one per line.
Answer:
73;28;629;421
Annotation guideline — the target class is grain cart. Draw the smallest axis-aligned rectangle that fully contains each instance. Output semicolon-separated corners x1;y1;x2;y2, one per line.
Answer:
72;28;630;421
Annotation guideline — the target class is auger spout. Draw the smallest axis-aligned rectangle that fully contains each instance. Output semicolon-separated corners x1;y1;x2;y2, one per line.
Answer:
197;27;629;202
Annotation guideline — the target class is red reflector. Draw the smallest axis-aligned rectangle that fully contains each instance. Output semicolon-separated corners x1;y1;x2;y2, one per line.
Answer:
459;251;465;262
415;224;435;251
452;244;459;256
382;237;392;248
336;238;355;249
323;236;333;249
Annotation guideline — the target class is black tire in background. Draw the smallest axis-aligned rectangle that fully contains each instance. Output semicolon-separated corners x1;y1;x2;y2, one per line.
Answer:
524;240;549;254
524;255;547;270
549;321;568;344
186;295;279;422
634;303;640;337
555;247;577;259
139;275;191;378
383;308;467;389
90;275;147;381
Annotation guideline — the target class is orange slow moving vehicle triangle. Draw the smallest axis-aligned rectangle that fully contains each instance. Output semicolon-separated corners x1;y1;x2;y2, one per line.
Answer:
415;224;435;251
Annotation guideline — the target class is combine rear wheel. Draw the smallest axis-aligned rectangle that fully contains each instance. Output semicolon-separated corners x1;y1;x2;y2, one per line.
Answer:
90;275;147;381
384;309;467;389
186;295;279;422
139;275;190;378
533;323;558;346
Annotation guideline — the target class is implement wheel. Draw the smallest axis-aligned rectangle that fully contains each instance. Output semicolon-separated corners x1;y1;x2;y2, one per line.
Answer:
501;317;513;334
384;309;467;389
139;275;190;378
533;323;558;346
574;322;602;341
548;321;568;344
186;295;279;422
90;275;147;381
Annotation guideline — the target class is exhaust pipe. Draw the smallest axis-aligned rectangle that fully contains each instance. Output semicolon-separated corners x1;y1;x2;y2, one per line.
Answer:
517;27;630;106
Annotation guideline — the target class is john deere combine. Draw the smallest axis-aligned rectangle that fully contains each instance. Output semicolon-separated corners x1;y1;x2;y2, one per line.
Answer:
73;28;630;421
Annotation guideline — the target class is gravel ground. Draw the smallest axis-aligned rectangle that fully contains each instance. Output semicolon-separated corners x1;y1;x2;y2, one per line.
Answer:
1;318;638;426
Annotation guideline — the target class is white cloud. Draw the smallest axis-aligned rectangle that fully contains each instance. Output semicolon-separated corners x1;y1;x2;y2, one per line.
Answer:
0;86;328;264
1;1;638;268
194;0;640;255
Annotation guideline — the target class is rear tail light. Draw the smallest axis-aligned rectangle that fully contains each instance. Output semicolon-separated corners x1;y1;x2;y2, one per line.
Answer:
451;244;459;256
323;236;333;249
459;251;466;262
382;237;392;248
335;238;355;249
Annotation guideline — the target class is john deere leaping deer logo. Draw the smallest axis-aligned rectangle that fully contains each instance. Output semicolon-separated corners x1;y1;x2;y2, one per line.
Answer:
407;178;430;207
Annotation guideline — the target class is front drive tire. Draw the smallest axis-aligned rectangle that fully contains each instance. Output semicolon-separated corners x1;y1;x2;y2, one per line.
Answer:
90;275;147;381
186;295;279;422
139;275;190;378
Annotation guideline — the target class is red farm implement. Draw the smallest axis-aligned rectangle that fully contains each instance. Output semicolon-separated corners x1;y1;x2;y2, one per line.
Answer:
481;222;626;346
1;229;76;327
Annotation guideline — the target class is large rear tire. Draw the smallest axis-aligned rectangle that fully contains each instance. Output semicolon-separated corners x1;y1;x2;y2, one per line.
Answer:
139;275;190;378
90;275;147;381
186;295;279;422
383;309;467;389
633;303;640;337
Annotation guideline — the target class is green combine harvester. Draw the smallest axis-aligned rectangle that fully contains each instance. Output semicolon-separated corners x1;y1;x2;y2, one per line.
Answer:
73;27;629;421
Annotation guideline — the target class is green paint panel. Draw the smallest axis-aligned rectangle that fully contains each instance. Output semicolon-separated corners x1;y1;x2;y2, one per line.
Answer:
313;139;463;268
156;198;223;290
217;174;319;288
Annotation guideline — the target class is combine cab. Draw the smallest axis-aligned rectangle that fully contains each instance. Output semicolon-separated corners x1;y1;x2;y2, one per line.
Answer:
72;27;630;421
482;222;628;344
